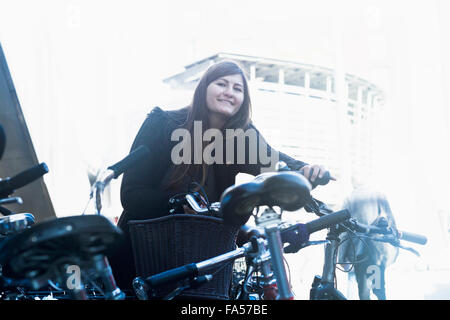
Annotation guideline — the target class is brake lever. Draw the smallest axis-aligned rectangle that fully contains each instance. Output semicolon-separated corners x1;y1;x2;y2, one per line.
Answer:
0;197;23;206
304;197;334;216
398;244;420;257
364;234;420;256
370;234;398;245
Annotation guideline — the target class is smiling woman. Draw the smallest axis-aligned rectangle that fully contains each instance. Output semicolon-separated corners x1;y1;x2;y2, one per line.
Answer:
162;60;254;191
206;74;245;128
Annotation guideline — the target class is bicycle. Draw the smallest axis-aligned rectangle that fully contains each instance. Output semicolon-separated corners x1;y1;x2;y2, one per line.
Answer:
303;197;428;300
132;166;350;300
0;163;46;298
0;146;150;300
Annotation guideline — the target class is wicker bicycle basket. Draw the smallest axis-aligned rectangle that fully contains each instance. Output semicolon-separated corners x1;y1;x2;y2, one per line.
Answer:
128;214;239;300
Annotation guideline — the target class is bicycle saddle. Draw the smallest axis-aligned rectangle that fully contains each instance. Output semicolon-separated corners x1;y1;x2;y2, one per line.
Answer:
220;171;312;226
0;215;122;289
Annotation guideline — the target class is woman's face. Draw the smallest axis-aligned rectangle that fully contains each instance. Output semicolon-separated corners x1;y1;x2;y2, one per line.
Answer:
206;74;245;119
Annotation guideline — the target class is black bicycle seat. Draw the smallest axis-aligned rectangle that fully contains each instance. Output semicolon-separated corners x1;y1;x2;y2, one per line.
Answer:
220;171;312;226
0;215;122;288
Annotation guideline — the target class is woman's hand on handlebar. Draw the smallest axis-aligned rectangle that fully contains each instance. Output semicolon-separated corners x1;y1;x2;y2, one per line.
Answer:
300;164;336;185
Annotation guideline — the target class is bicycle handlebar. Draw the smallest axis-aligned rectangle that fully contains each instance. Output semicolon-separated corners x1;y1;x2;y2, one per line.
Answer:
280;209;351;254
0;163;49;198
343;219;427;245
145;263;198;289
397;230;427;245
305;209;350;234
305;196;428;246
107;145;150;179
134;245;249;298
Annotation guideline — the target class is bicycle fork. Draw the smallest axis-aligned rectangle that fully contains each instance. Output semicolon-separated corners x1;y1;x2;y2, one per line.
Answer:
310;226;346;300
256;208;294;300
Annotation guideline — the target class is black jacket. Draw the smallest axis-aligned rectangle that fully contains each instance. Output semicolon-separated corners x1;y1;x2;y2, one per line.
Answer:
118;106;308;229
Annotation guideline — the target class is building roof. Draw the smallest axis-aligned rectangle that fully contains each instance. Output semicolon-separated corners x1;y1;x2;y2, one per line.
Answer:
163;52;385;107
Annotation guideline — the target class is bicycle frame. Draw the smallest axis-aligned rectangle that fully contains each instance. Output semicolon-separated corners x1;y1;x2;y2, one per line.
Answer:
254;207;294;300
310;225;347;300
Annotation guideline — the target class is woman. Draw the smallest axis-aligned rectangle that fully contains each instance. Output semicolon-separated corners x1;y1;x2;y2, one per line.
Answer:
109;60;334;294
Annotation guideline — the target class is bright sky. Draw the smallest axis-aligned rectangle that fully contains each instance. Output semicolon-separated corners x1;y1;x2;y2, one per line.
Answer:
0;0;449;296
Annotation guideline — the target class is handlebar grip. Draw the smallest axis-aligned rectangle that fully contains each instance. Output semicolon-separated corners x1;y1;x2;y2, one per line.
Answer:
0;163;49;197
10;163;49;189
107;145;150;179
398;231;427;245
146;263;198;288
306;209;351;234
310;171;331;188
343;220;428;246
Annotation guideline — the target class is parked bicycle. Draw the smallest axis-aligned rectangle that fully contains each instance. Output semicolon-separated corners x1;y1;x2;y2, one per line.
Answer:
304;197;427;300
135;161;428;300
0;145;151;300
132;164;351;300
0;163;47;298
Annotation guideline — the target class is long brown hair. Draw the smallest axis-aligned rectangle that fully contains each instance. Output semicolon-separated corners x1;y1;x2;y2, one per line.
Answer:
165;60;252;191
